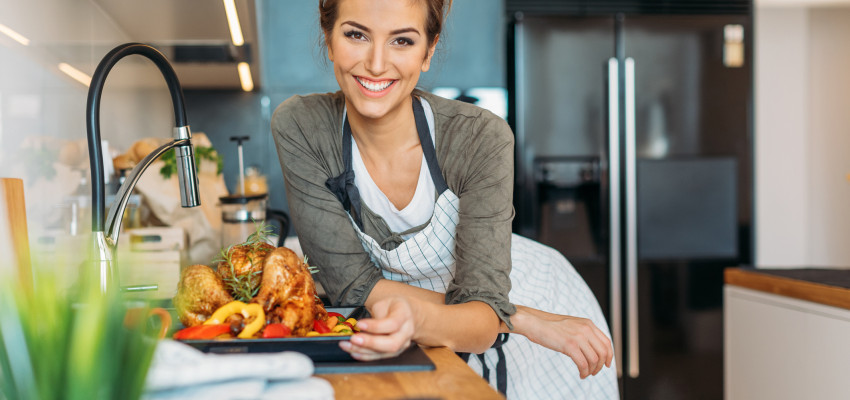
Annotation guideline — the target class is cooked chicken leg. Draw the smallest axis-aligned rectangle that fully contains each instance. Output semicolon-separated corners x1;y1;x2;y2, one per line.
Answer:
173;264;234;327
254;247;327;336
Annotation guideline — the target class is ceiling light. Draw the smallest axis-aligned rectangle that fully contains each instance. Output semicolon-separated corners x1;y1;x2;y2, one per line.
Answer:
223;0;245;46
0;23;30;46
237;62;253;92
58;63;91;87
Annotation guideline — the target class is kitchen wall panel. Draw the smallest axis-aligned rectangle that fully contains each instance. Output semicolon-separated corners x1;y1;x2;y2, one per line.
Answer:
807;7;850;266
0;0;173;245
754;6;810;266
755;5;850;268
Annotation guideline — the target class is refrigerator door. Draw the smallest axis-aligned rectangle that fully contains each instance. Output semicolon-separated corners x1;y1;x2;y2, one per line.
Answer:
621;14;752;400
511;14;618;348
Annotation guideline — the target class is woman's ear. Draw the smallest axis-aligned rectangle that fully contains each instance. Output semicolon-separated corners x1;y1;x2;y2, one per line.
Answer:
421;34;439;72
326;34;335;62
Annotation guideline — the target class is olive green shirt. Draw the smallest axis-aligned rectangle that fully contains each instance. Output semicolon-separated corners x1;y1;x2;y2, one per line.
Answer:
272;89;517;327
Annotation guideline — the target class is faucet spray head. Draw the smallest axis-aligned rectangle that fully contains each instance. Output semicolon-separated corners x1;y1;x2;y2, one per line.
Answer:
174;126;201;207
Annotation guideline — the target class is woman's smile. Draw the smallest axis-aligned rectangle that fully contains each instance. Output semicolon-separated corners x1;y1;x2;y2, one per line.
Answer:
354;75;397;97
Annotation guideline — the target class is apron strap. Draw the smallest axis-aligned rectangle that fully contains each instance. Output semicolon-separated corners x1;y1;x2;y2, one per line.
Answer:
412;96;449;194
325;116;365;230
457;333;510;395
326;96;447;231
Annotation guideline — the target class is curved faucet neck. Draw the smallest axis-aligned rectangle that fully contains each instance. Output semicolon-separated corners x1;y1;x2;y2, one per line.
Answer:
85;43;189;233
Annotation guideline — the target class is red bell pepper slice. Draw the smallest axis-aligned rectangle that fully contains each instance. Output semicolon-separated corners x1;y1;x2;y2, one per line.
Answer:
262;323;292;338
313;319;331;334
173;324;231;340
326;312;345;320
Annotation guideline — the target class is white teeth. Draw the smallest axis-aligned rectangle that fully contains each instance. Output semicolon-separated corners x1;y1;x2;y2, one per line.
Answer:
356;77;393;92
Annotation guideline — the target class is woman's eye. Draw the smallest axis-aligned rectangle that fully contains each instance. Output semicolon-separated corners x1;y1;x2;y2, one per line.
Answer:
344;30;366;41
392;37;415;46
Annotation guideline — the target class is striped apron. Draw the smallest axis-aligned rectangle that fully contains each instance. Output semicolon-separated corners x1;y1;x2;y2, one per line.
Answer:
327;97;619;399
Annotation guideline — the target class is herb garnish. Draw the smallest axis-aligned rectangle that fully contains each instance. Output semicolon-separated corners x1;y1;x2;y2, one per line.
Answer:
213;222;274;301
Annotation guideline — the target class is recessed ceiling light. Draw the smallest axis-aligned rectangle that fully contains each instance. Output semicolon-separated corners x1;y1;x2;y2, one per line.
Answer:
58;63;91;87
0;23;30;46
238;62;253;92
223;0;245;46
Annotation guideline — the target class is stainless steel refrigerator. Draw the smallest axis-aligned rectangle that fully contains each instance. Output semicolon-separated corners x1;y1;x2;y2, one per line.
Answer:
507;1;753;398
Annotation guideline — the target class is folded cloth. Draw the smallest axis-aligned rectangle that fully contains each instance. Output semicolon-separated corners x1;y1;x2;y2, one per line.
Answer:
144;340;334;400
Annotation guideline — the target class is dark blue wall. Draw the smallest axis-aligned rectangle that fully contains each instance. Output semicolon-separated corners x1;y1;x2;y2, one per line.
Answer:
184;0;505;215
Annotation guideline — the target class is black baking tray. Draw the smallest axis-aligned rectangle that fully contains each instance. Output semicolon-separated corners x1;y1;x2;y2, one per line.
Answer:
176;307;435;374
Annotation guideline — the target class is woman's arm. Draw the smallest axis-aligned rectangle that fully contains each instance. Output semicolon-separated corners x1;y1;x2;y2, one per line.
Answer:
342;277;614;378
340;280;501;360
501;306;614;379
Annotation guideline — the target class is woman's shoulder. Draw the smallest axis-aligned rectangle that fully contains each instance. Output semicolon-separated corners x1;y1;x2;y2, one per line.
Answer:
272;91;345;135
417;89;513;147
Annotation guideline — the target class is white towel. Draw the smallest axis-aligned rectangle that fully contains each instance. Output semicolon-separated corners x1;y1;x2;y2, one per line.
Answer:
143;340;334;400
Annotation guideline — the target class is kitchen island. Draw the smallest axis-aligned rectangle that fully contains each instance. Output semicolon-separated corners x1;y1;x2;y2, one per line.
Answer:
724;267;850;399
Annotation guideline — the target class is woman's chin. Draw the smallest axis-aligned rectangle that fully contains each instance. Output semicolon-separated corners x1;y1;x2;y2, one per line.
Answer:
348;98;401;121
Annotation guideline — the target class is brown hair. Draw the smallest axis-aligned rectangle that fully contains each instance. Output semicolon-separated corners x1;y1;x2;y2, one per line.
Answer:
319;0;452;46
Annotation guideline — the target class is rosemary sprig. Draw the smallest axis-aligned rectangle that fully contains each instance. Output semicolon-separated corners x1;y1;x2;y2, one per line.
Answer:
303;255;319;274
213;221;275;302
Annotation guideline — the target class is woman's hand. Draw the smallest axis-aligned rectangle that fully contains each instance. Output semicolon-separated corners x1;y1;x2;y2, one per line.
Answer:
511;306;614;379
338;296;419;361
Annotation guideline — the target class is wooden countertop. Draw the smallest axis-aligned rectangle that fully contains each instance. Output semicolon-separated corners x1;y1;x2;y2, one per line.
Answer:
725;267;850;310
318;346;504;400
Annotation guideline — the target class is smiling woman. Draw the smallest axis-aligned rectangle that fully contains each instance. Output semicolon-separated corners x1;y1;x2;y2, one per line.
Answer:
271;1;619;398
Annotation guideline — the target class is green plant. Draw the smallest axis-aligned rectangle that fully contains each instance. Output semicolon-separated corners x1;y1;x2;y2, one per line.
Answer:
0;267;159;400
158;146;223;180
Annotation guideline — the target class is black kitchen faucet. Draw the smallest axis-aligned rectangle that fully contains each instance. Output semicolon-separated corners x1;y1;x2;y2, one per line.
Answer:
85;43;201;293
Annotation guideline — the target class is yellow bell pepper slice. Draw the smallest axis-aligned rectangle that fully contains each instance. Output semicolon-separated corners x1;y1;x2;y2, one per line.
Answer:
203;301;266;339
237;303;265;339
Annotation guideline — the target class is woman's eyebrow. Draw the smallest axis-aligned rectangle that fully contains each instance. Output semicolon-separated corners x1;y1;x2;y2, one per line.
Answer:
390;27;420;36
341;21;420;36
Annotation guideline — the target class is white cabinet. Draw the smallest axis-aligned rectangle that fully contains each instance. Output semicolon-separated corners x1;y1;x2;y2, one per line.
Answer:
724;285;850;399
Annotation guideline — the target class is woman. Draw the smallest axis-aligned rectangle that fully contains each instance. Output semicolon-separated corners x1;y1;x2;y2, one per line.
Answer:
272;0;618;398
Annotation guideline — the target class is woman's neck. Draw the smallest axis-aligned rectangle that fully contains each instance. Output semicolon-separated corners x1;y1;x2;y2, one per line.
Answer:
345;96;420;157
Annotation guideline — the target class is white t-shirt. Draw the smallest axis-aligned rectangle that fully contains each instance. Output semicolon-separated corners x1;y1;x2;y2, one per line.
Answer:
351;98;437;239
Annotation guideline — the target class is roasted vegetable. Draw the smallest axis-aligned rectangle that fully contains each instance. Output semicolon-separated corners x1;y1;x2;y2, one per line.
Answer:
262;324;292;338
173;324;231;340
204;301;266;339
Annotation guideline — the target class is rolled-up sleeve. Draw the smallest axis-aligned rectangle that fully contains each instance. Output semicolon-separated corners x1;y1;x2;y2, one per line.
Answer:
272;95;382;307
439;107;518;329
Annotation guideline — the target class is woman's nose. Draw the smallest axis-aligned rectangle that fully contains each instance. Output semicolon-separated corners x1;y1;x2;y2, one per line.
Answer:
365;44;387;76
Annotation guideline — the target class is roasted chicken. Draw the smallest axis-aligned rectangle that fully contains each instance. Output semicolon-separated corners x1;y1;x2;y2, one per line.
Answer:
174;242;326;336
254;247;327;336
173;264;234;327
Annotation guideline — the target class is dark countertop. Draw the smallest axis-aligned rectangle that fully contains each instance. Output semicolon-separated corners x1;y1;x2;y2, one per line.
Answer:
725;267;850;310
739;267;850;290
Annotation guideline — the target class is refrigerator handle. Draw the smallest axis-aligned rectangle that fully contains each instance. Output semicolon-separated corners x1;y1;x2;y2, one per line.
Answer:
625;57;639;378
607;57;623;378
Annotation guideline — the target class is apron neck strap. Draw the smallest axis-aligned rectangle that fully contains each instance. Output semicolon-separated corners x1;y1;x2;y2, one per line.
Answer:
329;95;448;231
412;96;449;194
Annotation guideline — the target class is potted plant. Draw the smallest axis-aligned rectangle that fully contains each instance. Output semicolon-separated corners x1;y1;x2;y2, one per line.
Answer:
0;266;160;400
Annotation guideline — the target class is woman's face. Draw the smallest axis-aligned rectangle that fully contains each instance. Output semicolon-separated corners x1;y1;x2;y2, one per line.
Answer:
327;0;436;122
